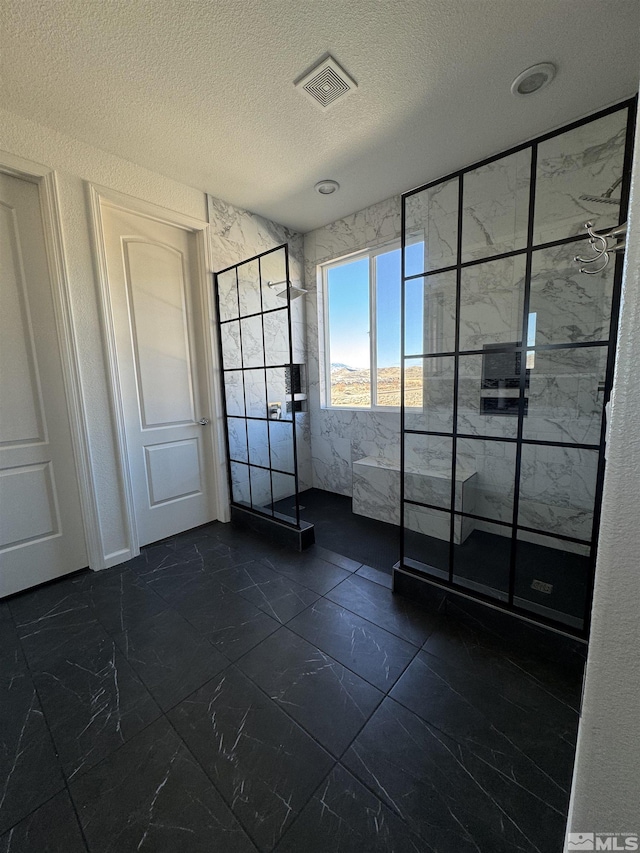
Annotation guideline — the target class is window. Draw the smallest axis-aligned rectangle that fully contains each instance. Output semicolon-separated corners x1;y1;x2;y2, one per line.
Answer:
323;241;424;409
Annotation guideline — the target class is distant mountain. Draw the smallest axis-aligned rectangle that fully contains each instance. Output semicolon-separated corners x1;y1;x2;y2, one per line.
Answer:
330;362;358;372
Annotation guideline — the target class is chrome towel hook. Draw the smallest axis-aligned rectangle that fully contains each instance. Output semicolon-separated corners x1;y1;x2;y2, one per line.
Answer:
575;221;627;274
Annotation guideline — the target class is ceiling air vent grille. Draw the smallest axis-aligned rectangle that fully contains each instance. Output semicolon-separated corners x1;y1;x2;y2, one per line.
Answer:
295;56;357;111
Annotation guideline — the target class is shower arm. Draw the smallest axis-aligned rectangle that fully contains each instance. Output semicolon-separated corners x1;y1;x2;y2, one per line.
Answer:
574;220;627;275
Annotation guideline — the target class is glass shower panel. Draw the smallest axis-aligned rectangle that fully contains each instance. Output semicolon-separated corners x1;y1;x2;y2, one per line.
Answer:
514;530;590;631
237;259;261;317
453;518;511;601
404;177;459;274
240;315;264;368
404;505;451;576
405;270;456;355
246;419;270;469
403;434;452;508
249;465;272;512
523;346;607;446
230;462;250;506
243;368;267;418
459;255;526;352
260;246;288;312
223;371;245;417
518;445;599;542
534;108;628;245
266;367;292;421
455;437;516;525
461;148;531;263
220;320;242;369
269;420;295;474
404;356;455;434
263;308;290;366
457;353;520;439
227;417;247;463
271;472;296;511
217;268;238;322
528;242;615;346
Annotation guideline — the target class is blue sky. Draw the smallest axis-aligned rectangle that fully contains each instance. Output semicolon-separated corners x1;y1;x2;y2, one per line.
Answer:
327;243;424;368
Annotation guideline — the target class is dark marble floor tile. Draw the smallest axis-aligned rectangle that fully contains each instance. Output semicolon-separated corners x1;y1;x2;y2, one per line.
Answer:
33;632;161;780
72;569;167;636
70;717;254;853
287;598;417;692
274;764;424;853
9;584;105;668
238;627;383;756
259;551;351;596
214;561;319;624
311;546;362;572
355;564;393;588
175;581;279;661
113;609;228;711
389;649;576;812
0;790;87;853
169;666;334;851
423;616;583;723
326;574;441;647
0;675;64;835
344;698;566;852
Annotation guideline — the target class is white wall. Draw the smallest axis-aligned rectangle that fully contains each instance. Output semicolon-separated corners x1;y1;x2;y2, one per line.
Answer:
0;107;306;568
565;101;640;839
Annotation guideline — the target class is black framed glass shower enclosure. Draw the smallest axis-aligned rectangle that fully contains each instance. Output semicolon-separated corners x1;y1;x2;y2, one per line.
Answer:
397;98;636;638
215;244;311;545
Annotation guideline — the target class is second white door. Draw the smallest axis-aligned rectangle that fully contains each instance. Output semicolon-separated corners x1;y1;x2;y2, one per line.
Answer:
100;202;218;547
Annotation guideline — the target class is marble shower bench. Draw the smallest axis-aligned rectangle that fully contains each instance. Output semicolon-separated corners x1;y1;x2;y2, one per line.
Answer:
352;455;477;544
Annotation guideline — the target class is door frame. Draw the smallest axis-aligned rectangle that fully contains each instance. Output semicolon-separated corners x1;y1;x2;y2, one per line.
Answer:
87;183;227;563
0;151;101;570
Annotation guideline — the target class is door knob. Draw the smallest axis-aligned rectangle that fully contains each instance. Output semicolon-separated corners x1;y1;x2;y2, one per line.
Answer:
199;418;210;425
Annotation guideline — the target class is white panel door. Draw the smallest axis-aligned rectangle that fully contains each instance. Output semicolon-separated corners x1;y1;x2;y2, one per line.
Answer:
101;204;217;547
0;172;87;596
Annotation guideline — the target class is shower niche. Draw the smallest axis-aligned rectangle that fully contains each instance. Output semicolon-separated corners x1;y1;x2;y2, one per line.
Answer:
395;99;636;637
215;244;313;549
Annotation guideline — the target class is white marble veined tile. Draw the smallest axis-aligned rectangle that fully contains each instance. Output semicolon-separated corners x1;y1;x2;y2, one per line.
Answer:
529;243;614;345
240;315;264;368
230;462;250;504
404;178;458;273
247;419;270;469
220;320;242;369
237;259;261;317
271;471;296;504
216;268;238;321
461;148;531;263
263;309;290;366
459;255;526;351
269;420;295;474
227;417;248;462
224;371;245;417
533;108;628;245
249;465;272;509
314;209;367;264
243;369;267;418
365;196;401;245
311;434;352;496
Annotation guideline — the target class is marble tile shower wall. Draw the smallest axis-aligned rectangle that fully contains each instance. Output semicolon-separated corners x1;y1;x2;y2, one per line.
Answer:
304;107;627;551
207;195;312;496
304;196;404;496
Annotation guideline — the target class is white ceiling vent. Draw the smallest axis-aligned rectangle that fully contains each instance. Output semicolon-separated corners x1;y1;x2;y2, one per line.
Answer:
295;56;357;111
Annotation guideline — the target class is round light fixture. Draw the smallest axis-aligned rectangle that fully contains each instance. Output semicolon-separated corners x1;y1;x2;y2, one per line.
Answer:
511;63;556;97
314;179;340;195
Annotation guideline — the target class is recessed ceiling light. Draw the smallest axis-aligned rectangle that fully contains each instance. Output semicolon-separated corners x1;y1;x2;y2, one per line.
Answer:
511;63;556;97
315;179;340;195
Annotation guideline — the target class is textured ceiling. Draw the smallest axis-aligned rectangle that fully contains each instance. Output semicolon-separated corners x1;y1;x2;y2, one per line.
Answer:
1;0;638;232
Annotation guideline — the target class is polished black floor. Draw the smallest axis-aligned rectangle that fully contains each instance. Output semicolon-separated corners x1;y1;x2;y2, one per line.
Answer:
273;488;589;625
1;521;585;852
